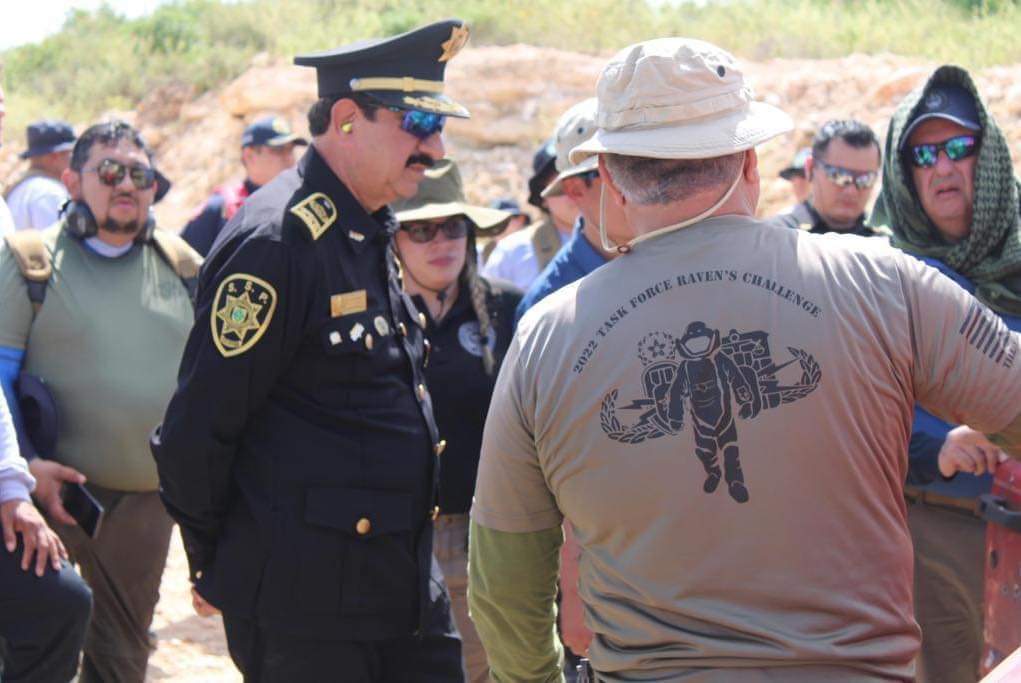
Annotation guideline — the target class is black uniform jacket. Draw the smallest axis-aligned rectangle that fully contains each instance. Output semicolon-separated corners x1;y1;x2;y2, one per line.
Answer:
151;147;450;640
415;278;521;514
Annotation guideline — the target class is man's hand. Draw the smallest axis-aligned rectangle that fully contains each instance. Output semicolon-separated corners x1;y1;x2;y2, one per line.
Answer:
27;459;86;526
1;499;68;576
938;425;1008;478
191;586;220;617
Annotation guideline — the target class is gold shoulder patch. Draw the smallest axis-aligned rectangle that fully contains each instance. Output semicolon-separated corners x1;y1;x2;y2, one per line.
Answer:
211;274;278;358
289;192;337;240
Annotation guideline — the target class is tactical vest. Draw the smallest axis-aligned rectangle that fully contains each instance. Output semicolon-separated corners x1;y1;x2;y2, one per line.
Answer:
3;224;202;314
3;168;50;201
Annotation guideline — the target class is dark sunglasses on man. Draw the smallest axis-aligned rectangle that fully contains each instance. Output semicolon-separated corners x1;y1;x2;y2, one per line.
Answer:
86;158;157;190
816;160;878;190
400;216;471;243
385;107;446;140
908;135;979;168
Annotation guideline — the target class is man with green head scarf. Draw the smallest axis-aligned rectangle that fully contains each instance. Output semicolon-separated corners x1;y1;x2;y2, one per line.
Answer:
872;65;1021;682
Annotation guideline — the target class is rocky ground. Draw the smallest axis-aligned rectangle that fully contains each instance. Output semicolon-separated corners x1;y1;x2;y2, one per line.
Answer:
1;45;1020;680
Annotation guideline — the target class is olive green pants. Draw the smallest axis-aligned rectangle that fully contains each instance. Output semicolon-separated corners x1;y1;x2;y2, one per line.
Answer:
435;513;490;683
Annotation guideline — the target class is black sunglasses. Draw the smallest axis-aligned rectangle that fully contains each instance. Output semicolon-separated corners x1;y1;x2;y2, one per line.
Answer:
86;158;156;190
400;217;471;243
909;135;979;168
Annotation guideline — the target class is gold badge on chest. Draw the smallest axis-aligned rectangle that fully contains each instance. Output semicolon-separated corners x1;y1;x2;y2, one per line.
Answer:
211;274;278;358
331;290;367;318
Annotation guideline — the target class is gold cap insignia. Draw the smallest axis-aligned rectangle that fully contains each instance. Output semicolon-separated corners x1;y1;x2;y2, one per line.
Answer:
211;274;278;358
289;192;338;240
438;24;470;63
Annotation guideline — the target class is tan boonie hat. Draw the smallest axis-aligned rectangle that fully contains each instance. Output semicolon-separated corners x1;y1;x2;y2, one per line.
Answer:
570;38;792;163
541;98;600;199
393;159;511;235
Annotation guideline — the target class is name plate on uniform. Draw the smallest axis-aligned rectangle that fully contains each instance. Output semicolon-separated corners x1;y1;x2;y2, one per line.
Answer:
331;290;367;318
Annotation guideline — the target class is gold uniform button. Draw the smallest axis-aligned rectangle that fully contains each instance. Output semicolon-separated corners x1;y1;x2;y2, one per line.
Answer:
398;322;408;337
355;518;372;535
417;312;427;329
431;506;440;521
417;383;427;400
434;439;447;456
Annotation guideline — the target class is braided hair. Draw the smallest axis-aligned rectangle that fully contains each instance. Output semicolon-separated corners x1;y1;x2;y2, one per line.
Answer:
461;230;496;376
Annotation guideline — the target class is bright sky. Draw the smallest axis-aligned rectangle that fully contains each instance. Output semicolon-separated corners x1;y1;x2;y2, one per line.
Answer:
0;0;171;51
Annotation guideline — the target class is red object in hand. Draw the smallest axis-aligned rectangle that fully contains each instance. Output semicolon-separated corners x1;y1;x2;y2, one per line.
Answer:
979;460;1021;676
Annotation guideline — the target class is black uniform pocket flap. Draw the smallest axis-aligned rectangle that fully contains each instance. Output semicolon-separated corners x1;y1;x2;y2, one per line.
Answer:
305;487;413;539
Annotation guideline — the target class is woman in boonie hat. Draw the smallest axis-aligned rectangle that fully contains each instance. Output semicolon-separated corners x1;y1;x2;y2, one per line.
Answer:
391;158;521;683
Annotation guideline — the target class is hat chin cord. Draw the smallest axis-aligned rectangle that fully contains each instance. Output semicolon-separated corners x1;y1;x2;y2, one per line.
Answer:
599;152;745;254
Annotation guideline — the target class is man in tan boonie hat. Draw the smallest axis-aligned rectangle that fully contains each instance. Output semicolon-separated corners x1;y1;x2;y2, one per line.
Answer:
469;37;1021;682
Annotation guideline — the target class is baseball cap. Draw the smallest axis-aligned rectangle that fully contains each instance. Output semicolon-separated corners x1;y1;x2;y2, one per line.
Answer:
241;116;308;148
779;147;811;180
20;120;76;159
901;84;981;146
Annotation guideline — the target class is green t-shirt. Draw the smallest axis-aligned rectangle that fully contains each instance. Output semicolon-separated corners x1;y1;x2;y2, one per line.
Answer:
0;226;194;491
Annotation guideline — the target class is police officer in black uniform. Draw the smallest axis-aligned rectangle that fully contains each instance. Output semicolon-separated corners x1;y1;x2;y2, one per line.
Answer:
150;19;472;682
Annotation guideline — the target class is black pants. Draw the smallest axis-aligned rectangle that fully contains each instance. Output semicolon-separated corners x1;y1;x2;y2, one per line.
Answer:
0;542;92;683
223;613;464;683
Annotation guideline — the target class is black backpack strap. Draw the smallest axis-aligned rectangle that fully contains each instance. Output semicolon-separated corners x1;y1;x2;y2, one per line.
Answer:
3;230;52;315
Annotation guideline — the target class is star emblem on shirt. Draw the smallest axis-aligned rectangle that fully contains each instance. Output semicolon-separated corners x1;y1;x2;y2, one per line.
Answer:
216;291;264;342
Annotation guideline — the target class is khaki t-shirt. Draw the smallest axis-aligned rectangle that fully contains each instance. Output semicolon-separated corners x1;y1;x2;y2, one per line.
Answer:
0;226;194;491
472;215;1021;680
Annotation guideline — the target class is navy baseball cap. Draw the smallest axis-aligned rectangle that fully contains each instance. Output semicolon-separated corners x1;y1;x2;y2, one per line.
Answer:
294;19;470;119
779;147;811;180
491;198;523;215
901;84;981;147
241;116;308;148
20;120;76;159
527;138;558;208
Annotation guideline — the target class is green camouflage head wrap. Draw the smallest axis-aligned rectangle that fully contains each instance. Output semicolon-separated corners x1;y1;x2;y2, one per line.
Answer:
871;65;1021;315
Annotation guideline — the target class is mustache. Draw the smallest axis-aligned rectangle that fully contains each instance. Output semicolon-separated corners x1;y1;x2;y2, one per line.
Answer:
406;155;435;168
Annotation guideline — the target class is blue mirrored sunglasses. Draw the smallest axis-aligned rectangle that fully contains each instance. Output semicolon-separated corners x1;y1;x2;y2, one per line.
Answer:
388;107;445;140
909;135;978;168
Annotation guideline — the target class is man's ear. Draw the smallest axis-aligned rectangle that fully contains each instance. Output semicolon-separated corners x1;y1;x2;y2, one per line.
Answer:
61;167;81;199
743;148;760;185
597;156;626;207
330;98;360;137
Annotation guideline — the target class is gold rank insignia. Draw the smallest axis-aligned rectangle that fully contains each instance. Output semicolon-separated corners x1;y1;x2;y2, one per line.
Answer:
438;24;469;62
211;274;278;358
289;192;338;240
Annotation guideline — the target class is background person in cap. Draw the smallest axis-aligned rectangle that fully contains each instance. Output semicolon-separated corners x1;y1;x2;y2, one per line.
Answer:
491;197;531;235
515;97;628;325
772;120;887;237
4;120;74;231
779;146;812;210
393;158;520;683
872;68;1019;683
481;137;578;288
5;120;75;231
151;19;470;682
468;37;1021;681
181;115;307;256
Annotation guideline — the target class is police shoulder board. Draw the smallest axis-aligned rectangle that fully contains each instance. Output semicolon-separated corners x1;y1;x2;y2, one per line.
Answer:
289;192;338;241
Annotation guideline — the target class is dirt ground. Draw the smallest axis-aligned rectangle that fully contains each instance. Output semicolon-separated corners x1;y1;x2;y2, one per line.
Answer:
2;44;1020;681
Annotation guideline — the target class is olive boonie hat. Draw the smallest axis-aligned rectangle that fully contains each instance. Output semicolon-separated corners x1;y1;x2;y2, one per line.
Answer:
294;19;471;119
393;160;511;235
570;38;792;163
542;98;600;199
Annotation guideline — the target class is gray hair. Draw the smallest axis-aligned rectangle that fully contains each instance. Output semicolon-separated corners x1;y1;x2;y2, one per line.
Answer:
603;152;745;205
